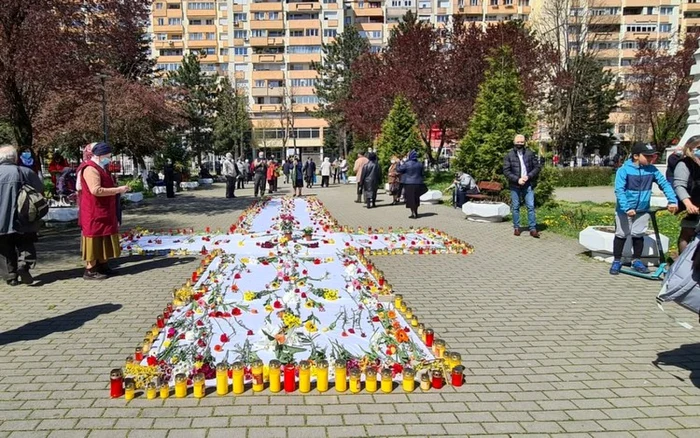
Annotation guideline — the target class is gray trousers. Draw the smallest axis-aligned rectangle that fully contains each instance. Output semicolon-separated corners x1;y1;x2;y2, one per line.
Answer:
615;212;649;238
0;233;37;281
253;173;266;197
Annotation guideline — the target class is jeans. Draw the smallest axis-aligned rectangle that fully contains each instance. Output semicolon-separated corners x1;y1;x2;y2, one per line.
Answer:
253;174;266;197
340;171;347;184
225;176;236;198
510;185;537;231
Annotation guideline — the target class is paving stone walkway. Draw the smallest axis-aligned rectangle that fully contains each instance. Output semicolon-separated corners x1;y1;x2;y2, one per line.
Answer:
1;181;699;438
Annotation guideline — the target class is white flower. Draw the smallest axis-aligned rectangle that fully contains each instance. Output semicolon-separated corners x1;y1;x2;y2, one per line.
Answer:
282;290;300;307
185;331;196;342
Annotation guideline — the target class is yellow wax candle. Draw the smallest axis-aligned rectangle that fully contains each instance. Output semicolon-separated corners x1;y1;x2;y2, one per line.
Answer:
142;338;151;353
334;360;347;393
381;368;393;393
269;360;282;393
159;384;170;399
151;324;159;336
231;362;245;394
316;360;329;393
417;324;425;336
411;316;419;327
450;352;462;369
193;373;205;398
393;294;403;309
402;368;416;393
365;368;378;393
299;360;311;393
405;307;413;319
251;360;264;392
420;373;431;391
146;382;157;400
216;364;229;396
124;380;135;401
444;351;453;369
174;373;187;398
349;368;361;394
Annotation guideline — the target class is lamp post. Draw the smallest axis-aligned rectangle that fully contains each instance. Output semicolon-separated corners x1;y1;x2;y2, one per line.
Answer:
96;73;109;144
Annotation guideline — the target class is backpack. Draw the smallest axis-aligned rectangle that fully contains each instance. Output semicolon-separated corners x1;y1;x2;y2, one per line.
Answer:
15;167;49;227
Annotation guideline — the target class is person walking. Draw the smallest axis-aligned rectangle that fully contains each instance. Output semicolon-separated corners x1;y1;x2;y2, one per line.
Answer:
340;157;348;184
332;159;339;184
253;152;267;198
164;159;175;198
266;158;277;194
397;150;425;219
503;134;542;238
388;155;401;205
291;157;304;197
76;142;130;280
0;145;45;286
304;158;316;188
361;152;381;208
320;157;331;188
353;152;369;203
223;153;238;198
283;159;291;184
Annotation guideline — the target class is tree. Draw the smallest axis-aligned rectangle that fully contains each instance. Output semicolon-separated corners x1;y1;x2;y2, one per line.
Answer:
166;53;217;165
454;46;530;182
375;95;423;175
630;35;698;151
279;84;296;154
0;120;13;144
213;77;252;158
253;119;280;156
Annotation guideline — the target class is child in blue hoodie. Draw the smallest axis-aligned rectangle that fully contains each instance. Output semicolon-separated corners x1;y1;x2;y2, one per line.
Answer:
611;142;678;275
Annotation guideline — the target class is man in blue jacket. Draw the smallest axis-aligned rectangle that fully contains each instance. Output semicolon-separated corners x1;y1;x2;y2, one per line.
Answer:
610;142;678;275
503;134;542;238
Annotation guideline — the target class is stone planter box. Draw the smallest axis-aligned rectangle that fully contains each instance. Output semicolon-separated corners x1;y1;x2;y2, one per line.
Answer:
180;181;199;191
650;196;668;208
578;225;669;264
44;207;78;223
420;190;442;205
198;178;214;187
348;176;357;184
122;192;143;204
462;201;510;222
153;186;167;195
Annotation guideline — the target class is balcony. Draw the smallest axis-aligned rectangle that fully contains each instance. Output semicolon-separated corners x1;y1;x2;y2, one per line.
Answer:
455;5;483;14
590;14;621;25
353;6;384;16
153;24;184;33
687;2;700;12
288;70;317;78
187;40;218;49
252;70;285;80
250;1;284;11
232;4;244;12
386;6;413;17
235;71;246;80
253;53;285;63
156;54;184;63
357;22;383;31
186;8;217;17
327;19;339;27
234;38;245;46
289;2;322;11
250;37;269;46
437;7;447;14
188;25;217;33
154;40;184;49
620;48;637;59
288;36;323;45
286;19;320;28
623;0;650;6
596;48;619;58
252;104;282;112
166;8;183;18
288;53;321;63
251;86;285;97
250;19;285;29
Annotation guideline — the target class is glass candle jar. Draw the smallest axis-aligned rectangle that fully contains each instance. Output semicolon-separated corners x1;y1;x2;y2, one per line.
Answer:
269;360;281;393
193;372;205;398
142;338;151;353
450;352;462;369
251;360;264;392
435;339;446;358
150;324;159;337
231;362;245;394
156;315;165;329
402;368;416;393
284;363;296;393
124;379;135;401
380;368;393;393
451;365;464;387
163;307;171;320
109;369;124;398
404;307;413;319
216;363;229;396
159;382;169;399
444;350;453;368
349;367;361;394
425;329;434;347
299;361;311;393
411;316;419;327
393;294;403;309
431;369;444;389
334;360;347;393
420;373;431;391
365;367;378;393
174;373;187;398
316;360;329;393
146;382;157;400
134;347;143;362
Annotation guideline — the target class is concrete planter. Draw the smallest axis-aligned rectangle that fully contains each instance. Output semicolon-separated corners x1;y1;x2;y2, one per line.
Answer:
198;178;214;188
578;225;669;264
462;201;510;222
420;190;442;205
180;182;199;191
153;186;167;195
348;176;357;184
122;192;143;204
44;207;78;223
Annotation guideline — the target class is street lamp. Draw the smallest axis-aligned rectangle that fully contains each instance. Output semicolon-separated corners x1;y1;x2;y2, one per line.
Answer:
96;73;109;144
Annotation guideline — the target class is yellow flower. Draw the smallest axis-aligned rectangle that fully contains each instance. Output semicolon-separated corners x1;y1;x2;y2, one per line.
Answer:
323;289;339;301
265;304;273;312
162;340;172;348
170;357;179;364
324;257;334;263
370;286;379;294
322;327;329;332
240;257;250;264
244;291;256;301
297;280;306;287
194;307;204;315
238;241;245;247
305;321;318;333
305;300;314;309
270;282;280;289
195;361;203;369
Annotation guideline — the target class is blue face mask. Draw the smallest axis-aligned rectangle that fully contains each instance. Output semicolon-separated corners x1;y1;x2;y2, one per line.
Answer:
100;157;111;167
694;150;700;158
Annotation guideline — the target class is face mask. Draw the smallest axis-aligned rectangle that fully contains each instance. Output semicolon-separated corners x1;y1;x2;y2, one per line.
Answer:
694;149;700;158
515;144;524;149
21;151;32;159
100;157;111;167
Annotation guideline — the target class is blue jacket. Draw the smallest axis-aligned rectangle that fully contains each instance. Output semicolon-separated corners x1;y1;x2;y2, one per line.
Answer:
615;159;677;214
397;160;424;185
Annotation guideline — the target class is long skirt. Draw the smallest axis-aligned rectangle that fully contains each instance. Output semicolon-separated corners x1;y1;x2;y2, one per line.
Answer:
403;184;421;210
82;234;121;262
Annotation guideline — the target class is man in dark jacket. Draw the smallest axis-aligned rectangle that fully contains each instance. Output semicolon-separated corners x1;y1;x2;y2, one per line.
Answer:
503;134;542;238
361;152;381;208
0;145;45;286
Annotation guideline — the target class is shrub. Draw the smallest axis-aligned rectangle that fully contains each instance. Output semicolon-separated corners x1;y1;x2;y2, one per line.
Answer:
43;179;55;198
126;178;145;193
554;167;614;187
534;166;559;207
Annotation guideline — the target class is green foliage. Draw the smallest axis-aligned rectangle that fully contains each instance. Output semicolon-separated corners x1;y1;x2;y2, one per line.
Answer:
554;167;614;187
454;46;531;181
213;77;252;158
0;120;14;144
375;95;423;176
346;150;358;176
43;179;55;198
154;135;191;174
126;178;145;193
533;166;558;207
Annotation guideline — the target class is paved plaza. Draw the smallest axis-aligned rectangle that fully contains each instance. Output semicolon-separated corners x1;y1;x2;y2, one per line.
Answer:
1;182;700;438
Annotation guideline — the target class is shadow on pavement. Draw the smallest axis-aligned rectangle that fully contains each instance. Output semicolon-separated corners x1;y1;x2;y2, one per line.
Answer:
653;343;700;388
0;303;122;346
128;192;257;217
30;255;197;287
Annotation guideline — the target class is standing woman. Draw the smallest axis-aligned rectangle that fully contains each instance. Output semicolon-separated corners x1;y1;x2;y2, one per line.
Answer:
398;150;425;219
388;155;401;205
291;157;304;197
673;135;700;253
76;142;130;280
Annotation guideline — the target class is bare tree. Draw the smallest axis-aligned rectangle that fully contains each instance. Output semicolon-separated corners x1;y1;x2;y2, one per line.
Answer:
278;82;297;156
253;118;280;156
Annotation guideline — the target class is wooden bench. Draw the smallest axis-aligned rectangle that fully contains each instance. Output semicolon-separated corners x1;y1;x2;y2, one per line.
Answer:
465;181;503;202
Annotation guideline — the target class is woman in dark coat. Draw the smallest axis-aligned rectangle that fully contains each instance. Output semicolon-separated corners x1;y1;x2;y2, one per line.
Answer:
361;152;381;209
397;150;425;219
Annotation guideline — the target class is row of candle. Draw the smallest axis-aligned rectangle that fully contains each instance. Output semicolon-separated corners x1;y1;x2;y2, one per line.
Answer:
112;359;466;399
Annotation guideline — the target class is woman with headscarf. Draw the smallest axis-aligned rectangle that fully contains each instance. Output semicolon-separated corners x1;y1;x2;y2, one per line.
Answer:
76;142;130;280
388;155;401;205
398;150;425;219
361;152;381;209
290;157;304;197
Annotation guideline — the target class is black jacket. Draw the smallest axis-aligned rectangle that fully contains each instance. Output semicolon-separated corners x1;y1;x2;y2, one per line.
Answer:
503;148;541;189
361;160;381;192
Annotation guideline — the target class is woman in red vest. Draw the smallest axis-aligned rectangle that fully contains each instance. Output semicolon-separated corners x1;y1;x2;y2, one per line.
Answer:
76;143;130;280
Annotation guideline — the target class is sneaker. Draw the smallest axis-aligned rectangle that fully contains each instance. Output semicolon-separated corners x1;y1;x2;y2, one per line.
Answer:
632;260;650;274
16;268;33;285
84;269;107;281
610;260;622;275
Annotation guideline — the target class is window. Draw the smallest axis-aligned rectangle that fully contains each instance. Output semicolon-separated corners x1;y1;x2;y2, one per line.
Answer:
269;12;279;20
156;33;167;40
234;64;247;71
419;0;430;9
626;24;656;32
324;11;338;19
290;30;304;37
660;6;673;15
156;18;165;25
620;58;635;66
254;80;266;87
190;19;202;25
202;47;215;55
438;0;449;7
391;0;400;5
490;0;498;6
292;127;320;138
254;12;265;20
659;23;672;32
168;18;181;25
470;0;478;6
658;40;670;49
234;30;247;38
306;29;319;36
189;32;204;40
287;46;321;53
323;0;337;3
437;15;449;22
220;33;228;40
156;63;181;71
219;3;228;9
167;3;180;9
269;30;284;37
234;13;247;22
369;30;381;38
250;29;264;37
205;19;214;25
188;2;215;10
219;48;228;55
591;7;619;15
504;0;513;5
324;29;337;37
518;0;528;5
621;41;637;49
155;2;163;9
218;18;227;25
172;34;183;40
236;80;248;89
160;49;183;56
234;47;248;55
206;32;216;39
403;0;413;6
645;6;656;15
370;45;381;53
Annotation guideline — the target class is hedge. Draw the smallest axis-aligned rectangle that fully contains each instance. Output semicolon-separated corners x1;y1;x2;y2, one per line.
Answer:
554;167;614;187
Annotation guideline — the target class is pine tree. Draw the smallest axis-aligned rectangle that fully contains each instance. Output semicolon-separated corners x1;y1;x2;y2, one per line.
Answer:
454;46;530;181
375;95;423;175
213;77;252;158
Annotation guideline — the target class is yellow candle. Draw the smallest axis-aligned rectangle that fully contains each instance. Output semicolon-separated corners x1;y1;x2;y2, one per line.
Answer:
349;367;361;393
299;360;311;393
231;362;245;394
444;351;453;368
159;383;170;399
334;360;347;393
124;379;135;401
365;368;378;393
193;373;205;398
420;373;431;391
381;368;393;393
174;373;187;398
316;360;329;393
417;324;425;336
393;294;403;309
142;338;151;353
404;307;413;319
411;316;419;327
146;382;157;400
251;360;264;392
151;324;159;337
402;368;416;393
450;352;462;369
216;363;229;396
269;360;282;393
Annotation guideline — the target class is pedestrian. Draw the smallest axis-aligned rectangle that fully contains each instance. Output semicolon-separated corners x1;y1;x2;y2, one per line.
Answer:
353;152;369;203
253;152;267;198
164;159;175;198
76;142;130;280
332;159;339;184
673;137;700;254
448;171;478;209
667;143;684;186
340;157;348;184
283;159;291;184
18;148;41;177
361;152;381;208
223;153;238;198
48;151;69;189
503;134;542;238
266;158;277;194
610;142;678;275
291;157;304;197
304;158;316;188
388;155;401;205
0;145;45;286
320;157;331;187
236;157;246;189
397;150;425;219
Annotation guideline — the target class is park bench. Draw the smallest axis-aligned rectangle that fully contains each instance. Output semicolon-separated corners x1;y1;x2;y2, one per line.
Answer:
466;181;503;202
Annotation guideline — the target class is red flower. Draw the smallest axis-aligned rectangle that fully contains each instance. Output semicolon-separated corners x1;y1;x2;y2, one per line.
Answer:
301;293;307;299
147;356;158;366
261;260;269;266
348;328;355;334
220;334;230;343
403;327;410;333
232;308;242;316
341;331;348;337
302;269;308;275
247;330;254;336
273;300;283;309
213;344;223;352
283;275;290;282
196;320;204;327
392;363;404;375
372;316;380;322
361;333;367;338
234;273;242;279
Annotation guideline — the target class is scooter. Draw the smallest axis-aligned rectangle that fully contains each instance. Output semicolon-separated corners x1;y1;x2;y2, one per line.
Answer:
619;208;667;280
